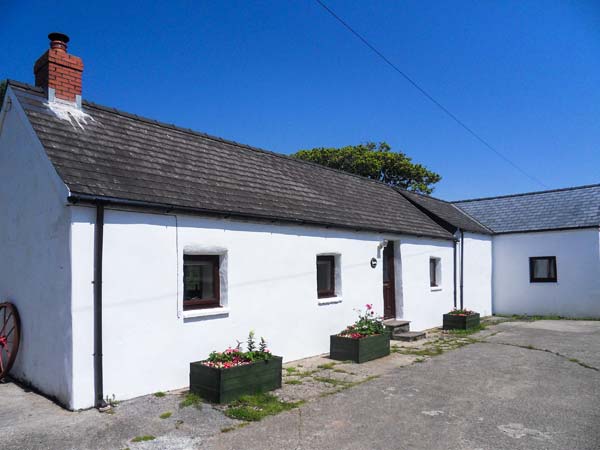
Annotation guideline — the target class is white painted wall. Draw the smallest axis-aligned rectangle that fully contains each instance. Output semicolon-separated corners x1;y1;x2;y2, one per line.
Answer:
69;208;379;407
68;206;459;408
0;88;73;406
398;237;455;331
493;228;600;317
460;233;493;317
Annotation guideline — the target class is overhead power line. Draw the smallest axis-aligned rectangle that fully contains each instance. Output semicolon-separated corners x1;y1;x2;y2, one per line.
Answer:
314;0;548;189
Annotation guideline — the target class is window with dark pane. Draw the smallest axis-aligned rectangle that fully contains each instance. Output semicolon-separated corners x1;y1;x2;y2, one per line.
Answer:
183;255;220;310
316;255;335;298
529;257;557;283
430;257;441;287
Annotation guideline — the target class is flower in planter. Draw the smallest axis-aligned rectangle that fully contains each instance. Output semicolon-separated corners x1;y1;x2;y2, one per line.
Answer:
446;308;477;317
338;304;385;339
201;332;272;369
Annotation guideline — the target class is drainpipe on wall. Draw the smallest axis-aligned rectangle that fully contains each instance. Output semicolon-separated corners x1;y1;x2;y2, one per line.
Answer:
460;230;465;310
453;235;458;309
93;202;108;409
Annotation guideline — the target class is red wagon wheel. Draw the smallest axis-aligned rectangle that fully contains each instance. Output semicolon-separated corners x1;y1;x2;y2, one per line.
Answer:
0;302;20;381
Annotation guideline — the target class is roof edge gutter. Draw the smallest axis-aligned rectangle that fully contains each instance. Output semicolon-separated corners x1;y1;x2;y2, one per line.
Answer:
67;193;454;241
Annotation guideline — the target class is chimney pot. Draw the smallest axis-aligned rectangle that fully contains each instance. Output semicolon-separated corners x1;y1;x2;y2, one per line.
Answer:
48;32;70;52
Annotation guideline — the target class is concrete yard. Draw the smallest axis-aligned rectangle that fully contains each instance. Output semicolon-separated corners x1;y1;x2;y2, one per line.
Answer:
1;319;599;450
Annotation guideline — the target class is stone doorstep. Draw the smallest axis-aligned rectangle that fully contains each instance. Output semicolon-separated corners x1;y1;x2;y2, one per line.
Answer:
391;331;427;342
383;319;411;334
382;319;410;327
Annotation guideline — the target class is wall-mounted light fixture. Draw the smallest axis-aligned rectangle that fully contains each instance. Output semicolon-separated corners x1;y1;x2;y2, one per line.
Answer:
377;239;389;250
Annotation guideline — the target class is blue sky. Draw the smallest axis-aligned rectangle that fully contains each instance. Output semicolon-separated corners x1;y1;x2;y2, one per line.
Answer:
2;1;599;200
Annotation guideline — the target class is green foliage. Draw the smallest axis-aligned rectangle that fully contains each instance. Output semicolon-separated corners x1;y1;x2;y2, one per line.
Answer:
447;308;477;316
0;80;6;107
447;324;487;335
292;142;441;194
131;435;155;442
317;362;337;370
496;314;600;322
153;391;166;398
179;392;203;410
247;330;256;352
159;411;172;419
339;304;385;338
205;331;272;368
225;393;303;421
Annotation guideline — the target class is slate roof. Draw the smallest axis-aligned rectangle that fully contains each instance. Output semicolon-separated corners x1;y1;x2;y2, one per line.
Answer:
9;80;453;239
454;184;600;233
398;190;492;235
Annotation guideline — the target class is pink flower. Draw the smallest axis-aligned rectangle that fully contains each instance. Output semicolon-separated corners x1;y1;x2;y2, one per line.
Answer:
366;304;373;311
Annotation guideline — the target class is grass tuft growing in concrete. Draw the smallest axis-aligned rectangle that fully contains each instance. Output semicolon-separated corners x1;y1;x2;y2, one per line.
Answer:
225;393;304;422
496;314;600;322
446;324;487;335
179;392;203;410
153;391;166;398
159;411;172;419
317;362;338;370
131;435;155;442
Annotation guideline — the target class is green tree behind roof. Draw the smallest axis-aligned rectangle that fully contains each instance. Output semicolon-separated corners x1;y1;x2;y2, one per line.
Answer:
292;142;441;194
0;80;6;107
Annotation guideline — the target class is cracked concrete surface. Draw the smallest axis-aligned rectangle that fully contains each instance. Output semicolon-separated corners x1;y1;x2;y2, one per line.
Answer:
1;319;599;449
209;320;600;450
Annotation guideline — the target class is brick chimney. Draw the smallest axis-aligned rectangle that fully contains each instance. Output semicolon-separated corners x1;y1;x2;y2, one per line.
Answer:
34;33;83;106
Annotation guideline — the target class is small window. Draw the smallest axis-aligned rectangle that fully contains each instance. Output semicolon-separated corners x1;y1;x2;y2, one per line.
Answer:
183;255;220;310
316;255;336;298
430;257;441;288
529;256;557;283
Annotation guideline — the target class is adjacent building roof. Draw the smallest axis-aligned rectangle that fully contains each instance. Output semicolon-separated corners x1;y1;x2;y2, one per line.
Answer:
454;184;600;234
9;80;454;239
398;190;492;235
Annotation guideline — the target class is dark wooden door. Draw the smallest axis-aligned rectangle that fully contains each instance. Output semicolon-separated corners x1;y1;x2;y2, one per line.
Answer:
383;242;396;319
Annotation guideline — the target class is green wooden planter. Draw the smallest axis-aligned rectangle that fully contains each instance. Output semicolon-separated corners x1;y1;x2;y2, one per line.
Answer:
329;332;390;363
443;313;480;330
189;356;282;404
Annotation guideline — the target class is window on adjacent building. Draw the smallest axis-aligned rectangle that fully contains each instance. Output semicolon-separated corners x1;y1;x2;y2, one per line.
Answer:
183;255;220;310
529;256;557;283
430;257;441;288
316;255;336;298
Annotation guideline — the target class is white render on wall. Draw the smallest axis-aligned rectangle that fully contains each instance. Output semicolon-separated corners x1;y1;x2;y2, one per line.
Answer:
67;206;458;409
460;233;493;318
492;228;600;317
0;88;73;406
398;237;455;331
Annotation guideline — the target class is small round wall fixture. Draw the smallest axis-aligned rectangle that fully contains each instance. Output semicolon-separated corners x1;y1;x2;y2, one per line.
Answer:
370;258;377;268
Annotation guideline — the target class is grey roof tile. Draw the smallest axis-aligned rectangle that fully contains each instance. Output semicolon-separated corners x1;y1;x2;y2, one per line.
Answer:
454;185;600;233
398;190;492;235
9;81;452;240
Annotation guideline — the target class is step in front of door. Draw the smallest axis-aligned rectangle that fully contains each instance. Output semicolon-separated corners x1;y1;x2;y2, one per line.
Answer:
391;331;426;342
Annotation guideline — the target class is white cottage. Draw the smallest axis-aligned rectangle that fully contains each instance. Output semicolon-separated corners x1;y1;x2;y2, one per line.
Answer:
0;34;492;409
455;186;600;318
